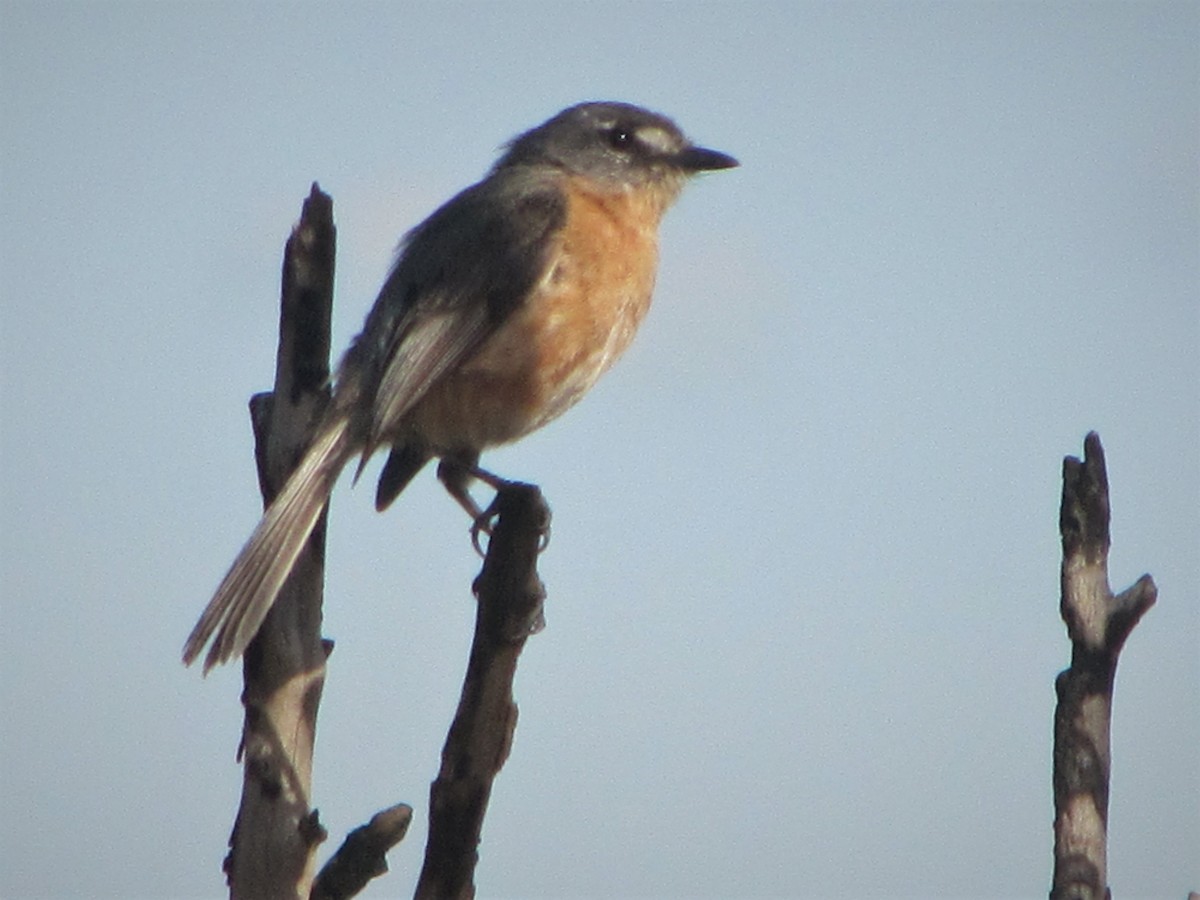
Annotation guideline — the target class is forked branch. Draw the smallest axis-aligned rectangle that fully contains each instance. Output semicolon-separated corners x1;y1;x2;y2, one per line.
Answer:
1051;432;1156;900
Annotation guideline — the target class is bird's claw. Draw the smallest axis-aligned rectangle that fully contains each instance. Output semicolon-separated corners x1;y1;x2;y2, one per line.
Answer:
469;495;551;557
470;507;498;557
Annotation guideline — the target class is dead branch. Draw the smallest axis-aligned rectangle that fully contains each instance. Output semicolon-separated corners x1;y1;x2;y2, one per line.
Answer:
310;803;414;900
225;184;336;899
209;186;549;899
1051;432;1157;900
414;485;550;900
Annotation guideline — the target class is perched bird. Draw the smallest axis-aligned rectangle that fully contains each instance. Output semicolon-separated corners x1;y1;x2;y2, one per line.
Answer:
183;101;737;671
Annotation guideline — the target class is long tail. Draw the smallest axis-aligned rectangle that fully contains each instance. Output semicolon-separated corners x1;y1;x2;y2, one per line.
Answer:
183;417;356;672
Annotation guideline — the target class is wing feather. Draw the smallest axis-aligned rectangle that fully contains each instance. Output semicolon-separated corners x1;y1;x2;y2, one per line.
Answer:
340;169;568;468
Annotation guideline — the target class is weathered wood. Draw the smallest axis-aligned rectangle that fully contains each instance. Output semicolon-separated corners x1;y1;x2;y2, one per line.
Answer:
310;803;413;900
414;485;550;900
1051;432;1156;900
226;184;336;899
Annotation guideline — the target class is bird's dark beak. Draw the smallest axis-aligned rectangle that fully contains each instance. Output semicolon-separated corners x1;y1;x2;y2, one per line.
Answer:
676;145;739;172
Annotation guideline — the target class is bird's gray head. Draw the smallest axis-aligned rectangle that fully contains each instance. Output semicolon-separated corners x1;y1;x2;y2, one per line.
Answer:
496;101;738;194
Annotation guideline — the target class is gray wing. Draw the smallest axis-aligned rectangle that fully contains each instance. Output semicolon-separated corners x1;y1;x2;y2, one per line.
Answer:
336;168;567;467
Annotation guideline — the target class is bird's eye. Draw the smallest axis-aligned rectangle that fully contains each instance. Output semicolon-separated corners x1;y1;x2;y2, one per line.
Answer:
607;127;634;150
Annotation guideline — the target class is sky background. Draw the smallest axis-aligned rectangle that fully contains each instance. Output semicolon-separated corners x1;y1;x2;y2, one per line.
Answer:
2;3;1197;899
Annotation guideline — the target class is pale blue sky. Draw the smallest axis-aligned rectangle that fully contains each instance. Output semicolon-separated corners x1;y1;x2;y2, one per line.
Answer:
2;3;1197;898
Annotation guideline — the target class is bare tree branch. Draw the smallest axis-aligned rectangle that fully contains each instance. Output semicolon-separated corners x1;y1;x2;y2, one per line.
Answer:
209;187;551;899
225;184;337;899
414;485;550;900
1051;432;1157;900
310;803;414;900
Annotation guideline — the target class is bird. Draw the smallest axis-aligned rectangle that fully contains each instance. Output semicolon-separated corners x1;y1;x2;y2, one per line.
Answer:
183;101;737;672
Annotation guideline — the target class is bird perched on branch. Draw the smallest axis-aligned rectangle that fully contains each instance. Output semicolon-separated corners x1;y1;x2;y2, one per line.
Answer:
184;101;737;672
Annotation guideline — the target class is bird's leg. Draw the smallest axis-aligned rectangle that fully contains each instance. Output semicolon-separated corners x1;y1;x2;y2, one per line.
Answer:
436;455;487;520
436;456;550;556
437;455;504;554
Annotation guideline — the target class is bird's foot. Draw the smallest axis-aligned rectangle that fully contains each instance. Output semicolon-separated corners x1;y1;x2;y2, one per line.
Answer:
469;484;552;557
437;458;550;556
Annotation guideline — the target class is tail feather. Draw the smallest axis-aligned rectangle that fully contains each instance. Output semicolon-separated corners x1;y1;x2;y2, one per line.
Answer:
183;418;355;672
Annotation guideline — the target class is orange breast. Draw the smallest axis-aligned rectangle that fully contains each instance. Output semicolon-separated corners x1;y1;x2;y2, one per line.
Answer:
408;177;663;453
